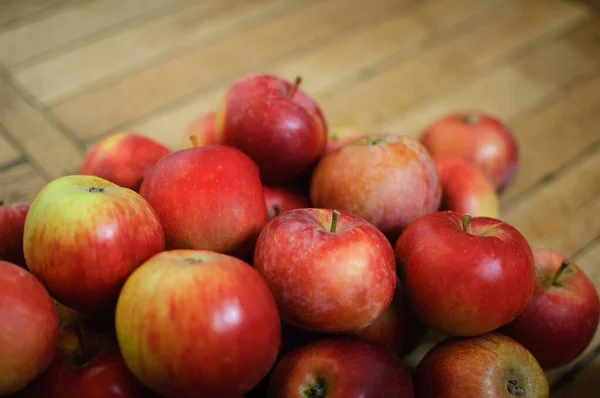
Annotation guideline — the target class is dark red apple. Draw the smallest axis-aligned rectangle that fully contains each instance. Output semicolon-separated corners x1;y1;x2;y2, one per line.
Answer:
415;333;549;397
79;132;170;192
181;111;218;149
0;261;60;396
419;112;519;191
215;74;328;184
501;248;600;369
396;211;535;336
115;250;281;398
267;337;415;398
434;157;500;218
0;201;30;267
311;135;442;241
263;186;310;220
351;278;428;358
139;145;268;260
254;208;396;333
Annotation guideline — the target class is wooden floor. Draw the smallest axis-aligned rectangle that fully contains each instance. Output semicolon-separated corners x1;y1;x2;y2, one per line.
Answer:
1;0;599;395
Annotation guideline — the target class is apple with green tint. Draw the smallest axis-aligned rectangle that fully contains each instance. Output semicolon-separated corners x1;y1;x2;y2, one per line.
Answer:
23;175;165;312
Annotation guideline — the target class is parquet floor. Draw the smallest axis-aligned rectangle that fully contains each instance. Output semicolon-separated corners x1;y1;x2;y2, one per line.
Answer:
1;0;599;395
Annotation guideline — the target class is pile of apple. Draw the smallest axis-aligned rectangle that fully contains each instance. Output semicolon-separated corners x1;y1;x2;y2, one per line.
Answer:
1;73;599;398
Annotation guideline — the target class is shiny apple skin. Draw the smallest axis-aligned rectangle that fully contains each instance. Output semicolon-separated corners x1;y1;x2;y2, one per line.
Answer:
0;202;30;267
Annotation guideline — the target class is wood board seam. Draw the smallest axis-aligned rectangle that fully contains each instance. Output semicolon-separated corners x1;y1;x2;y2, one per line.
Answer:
0;0;74;31
0;123;52;181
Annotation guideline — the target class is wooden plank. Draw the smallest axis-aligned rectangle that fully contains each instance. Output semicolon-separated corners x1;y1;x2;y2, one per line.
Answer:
0;0;69;26
380;18;598;138
318;0;590;133
0;0;190;66
546;237;600;387
120;0;507;149
13;0;307;105
0;133;21;166
0;72;84;179
51;0;407;142
552;350;600;398
0;162;48;204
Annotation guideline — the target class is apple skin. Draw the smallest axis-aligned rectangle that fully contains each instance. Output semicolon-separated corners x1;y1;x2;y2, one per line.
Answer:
115;250;281;398
254;208;396;333
395;211;535;337
263;186;310;220
351;278;428;358
0;201;30;267
79;132;171;192
310;135;442;240
419;112;519;191
415;333;549;398
139;145;268;260
501;248;600;369
435;157;500;218
23;175;166;312
0;261;60;396
325;130;366;154
215;73;328;184
266;337;415;398
180;111;218;149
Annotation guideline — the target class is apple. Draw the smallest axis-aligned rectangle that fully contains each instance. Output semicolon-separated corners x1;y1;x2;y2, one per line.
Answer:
79;132;171;192
254;208;396;333
0;201;30;267
325;130;366;154
266;337;415;398
180;111;219;149
23;175;165;312
0;261;60;396
22;321;159;398
419;112;519;191
310;135;442;240
139;144;268;260
351;278;428;358
395;211;535;337
263;185;310;220
215;74;328;184
434;157;500;218
501;248;600;369
415;333;549;397
115;250;281;398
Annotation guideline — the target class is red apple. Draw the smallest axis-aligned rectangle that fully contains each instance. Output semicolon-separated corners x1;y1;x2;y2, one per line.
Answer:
23;322;159;398
419;112;519;191
254;208;396;333
311;135;442;240
215;74;328;184
267;337;415;398
115;250;281;398
395;211;535;336
181;111;218;149
415;333;549;397
501;248;600;369
351;279;428;358
0;201;30;267
139;145;268;260
435;157;500;218
325;130;366;154
263;186;310;220
79;132;171;192
23;175;165;312
0;261;60;396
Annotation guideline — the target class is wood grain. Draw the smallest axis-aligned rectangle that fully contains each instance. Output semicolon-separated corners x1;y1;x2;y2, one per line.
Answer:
13;0;308;105
0;161;48;205
0;72;84;179
51;0;407;141
0;0;190;66
0;134;20;166
0;0;69;26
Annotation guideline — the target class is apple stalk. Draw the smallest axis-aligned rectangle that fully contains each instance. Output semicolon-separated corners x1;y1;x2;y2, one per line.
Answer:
288;76;302;97
329;210;340;233
461;214;472;233
551;260;571;286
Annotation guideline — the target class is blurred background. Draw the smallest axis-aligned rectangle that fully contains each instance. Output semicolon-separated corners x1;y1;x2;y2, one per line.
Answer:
0;0;599;396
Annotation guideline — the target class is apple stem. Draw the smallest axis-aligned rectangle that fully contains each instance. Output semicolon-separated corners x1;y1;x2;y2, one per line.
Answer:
330;210;340;233
552;260;571;286
288;76;302;97
0;200;4;206
189;134;200;148
460;114;480;125
461;214;472;232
